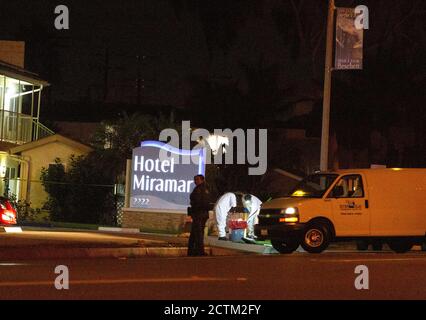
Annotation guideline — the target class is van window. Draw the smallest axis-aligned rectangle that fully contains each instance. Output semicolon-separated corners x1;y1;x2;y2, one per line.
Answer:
329;175;364;198
290;174;338;198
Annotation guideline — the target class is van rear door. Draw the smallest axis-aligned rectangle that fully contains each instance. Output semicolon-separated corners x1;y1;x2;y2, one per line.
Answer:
326;174;370;236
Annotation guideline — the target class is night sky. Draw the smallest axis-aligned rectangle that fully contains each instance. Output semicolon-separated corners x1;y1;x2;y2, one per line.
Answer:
1;0;425;167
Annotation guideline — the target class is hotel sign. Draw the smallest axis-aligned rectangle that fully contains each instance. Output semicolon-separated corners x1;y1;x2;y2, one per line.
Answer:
130;141;206;212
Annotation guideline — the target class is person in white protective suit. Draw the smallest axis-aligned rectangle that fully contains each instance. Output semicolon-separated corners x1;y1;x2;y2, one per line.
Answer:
214;192;237;240
242;194;262;239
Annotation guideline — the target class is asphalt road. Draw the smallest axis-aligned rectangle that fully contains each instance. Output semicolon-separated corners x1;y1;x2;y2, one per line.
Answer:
1;252;426;300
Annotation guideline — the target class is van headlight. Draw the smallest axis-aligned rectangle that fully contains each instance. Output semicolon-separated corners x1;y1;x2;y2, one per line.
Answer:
281;207;298;215
279;207;299;223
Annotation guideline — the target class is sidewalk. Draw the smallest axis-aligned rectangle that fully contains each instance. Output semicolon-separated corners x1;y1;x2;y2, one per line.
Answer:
0;228;244;261
206;235;425;253
204;235;350;254
2;226;421;261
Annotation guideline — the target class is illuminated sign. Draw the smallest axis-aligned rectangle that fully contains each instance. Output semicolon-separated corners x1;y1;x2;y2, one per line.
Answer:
130;141;206;212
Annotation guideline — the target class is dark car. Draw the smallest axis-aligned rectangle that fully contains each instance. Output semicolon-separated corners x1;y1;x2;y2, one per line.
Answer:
0;197;17;225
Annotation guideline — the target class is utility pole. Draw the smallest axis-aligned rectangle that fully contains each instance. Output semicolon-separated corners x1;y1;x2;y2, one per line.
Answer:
320;0;335;172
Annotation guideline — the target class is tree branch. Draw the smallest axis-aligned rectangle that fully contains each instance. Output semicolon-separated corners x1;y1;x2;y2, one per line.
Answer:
289;0;306;47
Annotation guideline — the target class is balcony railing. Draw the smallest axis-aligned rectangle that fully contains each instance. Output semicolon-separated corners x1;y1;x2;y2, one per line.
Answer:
33;120;55;140
0;110;54;145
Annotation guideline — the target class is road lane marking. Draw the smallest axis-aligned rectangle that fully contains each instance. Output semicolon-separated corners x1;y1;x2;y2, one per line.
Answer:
0;276;247;287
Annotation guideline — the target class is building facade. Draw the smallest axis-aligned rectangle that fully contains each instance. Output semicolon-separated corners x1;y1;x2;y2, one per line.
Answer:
10;134;93;208
0;41;54;203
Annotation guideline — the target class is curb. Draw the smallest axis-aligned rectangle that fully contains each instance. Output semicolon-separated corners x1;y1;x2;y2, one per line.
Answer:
0;245;246;261
206;237;278;254
98;227;140;234
0;227;23;233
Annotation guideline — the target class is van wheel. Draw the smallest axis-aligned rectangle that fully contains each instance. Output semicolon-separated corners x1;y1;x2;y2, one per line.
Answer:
301;223;330;253
271;238;299;254
388;239;413;253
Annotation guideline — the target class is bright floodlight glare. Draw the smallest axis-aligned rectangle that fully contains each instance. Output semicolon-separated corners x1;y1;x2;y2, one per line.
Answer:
285;207;297;214
206;134;229;155
5;85;17;108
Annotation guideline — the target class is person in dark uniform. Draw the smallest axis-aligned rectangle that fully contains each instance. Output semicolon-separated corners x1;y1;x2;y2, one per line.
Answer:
187;174;211;256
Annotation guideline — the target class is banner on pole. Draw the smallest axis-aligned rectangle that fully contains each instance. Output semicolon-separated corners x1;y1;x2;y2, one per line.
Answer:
335;8;364;70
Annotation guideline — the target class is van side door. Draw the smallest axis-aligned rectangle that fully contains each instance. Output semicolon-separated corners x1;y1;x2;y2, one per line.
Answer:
326;174;369;236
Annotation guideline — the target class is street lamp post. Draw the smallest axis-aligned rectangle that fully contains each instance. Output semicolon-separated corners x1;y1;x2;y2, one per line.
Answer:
320;0;335;172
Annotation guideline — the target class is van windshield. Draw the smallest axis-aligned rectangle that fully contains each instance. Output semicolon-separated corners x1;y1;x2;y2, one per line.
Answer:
289;174;338;198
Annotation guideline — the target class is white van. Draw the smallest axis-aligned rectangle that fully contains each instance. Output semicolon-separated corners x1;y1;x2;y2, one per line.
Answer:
255;169;426;253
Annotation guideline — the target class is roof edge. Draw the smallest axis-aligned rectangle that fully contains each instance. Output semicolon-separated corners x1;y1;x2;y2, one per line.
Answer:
9;134;93;154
